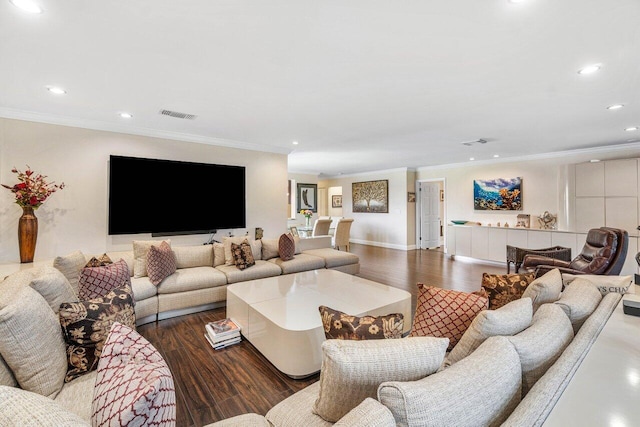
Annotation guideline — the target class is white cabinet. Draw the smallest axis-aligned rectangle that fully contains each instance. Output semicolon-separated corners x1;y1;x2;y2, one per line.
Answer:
605;198;638;235
552;233;578;259
471;227;489;260
446;225;456;254
487;228;508;262
506;229;528;248
575;197;605;233
454;227;472;257
575;162;604;197
527;231;552;249
605;159;637;197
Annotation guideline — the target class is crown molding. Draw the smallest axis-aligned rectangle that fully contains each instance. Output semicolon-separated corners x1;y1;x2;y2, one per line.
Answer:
0;108;292;155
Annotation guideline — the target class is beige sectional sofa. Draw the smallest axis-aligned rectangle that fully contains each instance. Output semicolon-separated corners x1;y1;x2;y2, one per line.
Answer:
0;234;359;425
207;273;631;427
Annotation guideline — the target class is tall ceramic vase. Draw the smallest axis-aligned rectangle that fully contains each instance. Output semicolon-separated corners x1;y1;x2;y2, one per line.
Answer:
18;206;38;263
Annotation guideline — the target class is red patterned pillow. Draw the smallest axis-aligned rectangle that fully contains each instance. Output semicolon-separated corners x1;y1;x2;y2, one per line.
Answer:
78;258;131;300
409;284;488;351
147;241;177;286
278;233;296;261
231;240;256;270
59;285;136;382
92;322;176;426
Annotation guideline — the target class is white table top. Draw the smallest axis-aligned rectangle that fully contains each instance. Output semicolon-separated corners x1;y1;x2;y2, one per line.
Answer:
226;269;411;332
543;285;640;426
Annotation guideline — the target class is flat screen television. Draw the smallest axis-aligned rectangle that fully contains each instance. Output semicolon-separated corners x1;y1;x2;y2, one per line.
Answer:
108;155;246;236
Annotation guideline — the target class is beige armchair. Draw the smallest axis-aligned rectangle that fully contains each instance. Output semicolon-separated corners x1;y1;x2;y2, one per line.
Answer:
312;218;333;237
332;218;354;251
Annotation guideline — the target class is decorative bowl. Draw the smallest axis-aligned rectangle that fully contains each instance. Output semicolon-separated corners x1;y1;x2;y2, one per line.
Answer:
450;220;468;225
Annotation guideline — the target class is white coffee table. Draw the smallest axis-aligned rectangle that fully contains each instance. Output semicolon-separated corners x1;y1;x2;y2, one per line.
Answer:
226;269;412;378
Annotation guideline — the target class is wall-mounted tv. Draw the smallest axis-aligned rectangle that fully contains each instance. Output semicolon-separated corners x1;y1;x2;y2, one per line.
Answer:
108;155;246;236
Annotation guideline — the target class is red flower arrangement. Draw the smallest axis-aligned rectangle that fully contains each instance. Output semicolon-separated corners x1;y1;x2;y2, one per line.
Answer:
2;166;65;208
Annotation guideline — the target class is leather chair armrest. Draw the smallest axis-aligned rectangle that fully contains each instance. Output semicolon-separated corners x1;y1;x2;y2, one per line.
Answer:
534;265;587;279
522;254;571;269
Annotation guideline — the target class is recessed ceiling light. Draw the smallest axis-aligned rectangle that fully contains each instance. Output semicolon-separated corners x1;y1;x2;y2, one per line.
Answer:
292;141;299;145
469;157;475;161
578;64;601;75
625;126;639;132
119;112;133;119
590;159;601;163
10;0;42;14
493;154;500;158
46;86;66;95
508;0;526;3
607;104;624;110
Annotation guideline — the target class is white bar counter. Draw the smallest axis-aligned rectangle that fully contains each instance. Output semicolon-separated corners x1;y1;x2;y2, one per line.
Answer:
543;285;640;426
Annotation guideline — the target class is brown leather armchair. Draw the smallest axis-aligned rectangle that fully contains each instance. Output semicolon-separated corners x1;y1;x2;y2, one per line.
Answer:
522;227;629;278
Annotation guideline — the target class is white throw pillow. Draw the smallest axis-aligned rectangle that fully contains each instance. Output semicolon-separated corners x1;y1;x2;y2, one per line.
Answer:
562;273;633;295
29;265;78;314
53;250;87;295
447;297;533;365
312;337;448;423
554;278;603;333
521;268;563;312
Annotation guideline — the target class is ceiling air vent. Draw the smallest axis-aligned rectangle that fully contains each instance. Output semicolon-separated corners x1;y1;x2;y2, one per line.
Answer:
461;139;487;146
159;109;198;120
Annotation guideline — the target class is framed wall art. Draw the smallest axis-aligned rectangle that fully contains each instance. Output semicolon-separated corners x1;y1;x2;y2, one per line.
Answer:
473;177;522;211
407;192;416;203
352;179;388;213
332;195;343;208
297;183;318;212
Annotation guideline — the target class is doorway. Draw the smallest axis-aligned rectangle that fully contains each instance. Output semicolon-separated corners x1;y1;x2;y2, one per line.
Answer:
416;179;445;250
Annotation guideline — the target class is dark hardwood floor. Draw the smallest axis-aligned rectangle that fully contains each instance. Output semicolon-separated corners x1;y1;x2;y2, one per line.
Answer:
137;243;507;426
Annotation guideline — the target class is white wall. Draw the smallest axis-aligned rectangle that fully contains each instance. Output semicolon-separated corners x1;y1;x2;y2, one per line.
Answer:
0;118;288;263
321;168;411;250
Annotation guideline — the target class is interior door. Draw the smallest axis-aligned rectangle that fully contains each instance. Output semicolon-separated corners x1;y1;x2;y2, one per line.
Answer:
420;182;441;249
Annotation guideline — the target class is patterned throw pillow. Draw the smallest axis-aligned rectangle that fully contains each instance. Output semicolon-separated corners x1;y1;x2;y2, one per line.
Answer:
479;272;535;310
231;240;256;270
146;241;177;286
278;233;296;261
84;253;113;268
318;305;404;340
92;322;176;427
409;284;488;351
58;285;136;383
78;258;131;300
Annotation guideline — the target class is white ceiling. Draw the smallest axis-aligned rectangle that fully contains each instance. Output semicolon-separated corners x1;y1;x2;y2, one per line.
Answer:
2;0;640;176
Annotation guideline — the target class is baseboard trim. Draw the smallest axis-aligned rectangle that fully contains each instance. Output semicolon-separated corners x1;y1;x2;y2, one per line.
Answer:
157;301;226;321
350;239;413;251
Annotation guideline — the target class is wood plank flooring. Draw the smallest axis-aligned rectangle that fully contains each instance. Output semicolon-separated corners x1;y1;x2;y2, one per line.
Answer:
137;243;507;426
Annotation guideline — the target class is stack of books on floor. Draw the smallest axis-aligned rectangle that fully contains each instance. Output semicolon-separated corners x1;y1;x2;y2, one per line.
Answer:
205;318;242;350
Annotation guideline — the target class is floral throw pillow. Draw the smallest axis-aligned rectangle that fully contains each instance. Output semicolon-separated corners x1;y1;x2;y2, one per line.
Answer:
84;253;113;268
58;284;136;382
319;305;404;340
147;241;177;285
409;284;488;351
78;258;131;300
92;322;176;426
231;240;256;270
479;272;535;310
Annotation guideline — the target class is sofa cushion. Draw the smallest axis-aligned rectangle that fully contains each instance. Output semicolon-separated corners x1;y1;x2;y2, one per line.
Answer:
53;250;87;294
54;370;97;421
78;258;131;300
562;273;633;295
0;354;16;387
279;233;296;261
216;260;282;284
84;253;113;267
104;251;135;277
0;385;89;426
378;336;521;427
507;303;574;396
173;245;214;269
479;272;535;309
334;397;396;427
554;278;602;333
59;285;136;382
521;268;563;312
0;285;67;398
302;248;360;268
318;305;404;340
133;239;171;278
130;277;159;300
147;241;177;286
266;382;332;427
269;253;326;274
30;265;78;314
312;337;448;423
155;266;228;294
409;284;488;351
261;238;280;260
447;297;533;365
92;322;175;426
232;240;256;270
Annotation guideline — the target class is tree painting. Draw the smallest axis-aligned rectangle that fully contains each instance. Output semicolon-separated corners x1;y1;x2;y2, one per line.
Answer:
352;180;388;213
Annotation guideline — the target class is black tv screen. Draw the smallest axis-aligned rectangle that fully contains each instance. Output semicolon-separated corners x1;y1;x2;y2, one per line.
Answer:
108;155;246;235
